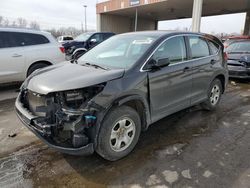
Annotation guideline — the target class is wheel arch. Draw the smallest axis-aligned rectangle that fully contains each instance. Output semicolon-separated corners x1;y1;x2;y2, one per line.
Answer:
116;95;151;131
26;60;52;77
214;74;226;93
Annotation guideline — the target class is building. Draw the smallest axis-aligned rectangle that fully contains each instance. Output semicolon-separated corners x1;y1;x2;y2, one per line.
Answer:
96;0;250;34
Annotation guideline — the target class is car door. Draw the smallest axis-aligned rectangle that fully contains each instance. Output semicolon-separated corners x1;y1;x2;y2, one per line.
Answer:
186;36;219;104
146;36;193;123
0;31;25;84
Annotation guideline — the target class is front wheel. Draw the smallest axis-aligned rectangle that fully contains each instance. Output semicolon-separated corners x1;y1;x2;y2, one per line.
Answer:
201;78;222;111
96;106;141;161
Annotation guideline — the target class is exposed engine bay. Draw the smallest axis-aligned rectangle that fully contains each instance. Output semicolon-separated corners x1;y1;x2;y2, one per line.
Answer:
20;83;106;148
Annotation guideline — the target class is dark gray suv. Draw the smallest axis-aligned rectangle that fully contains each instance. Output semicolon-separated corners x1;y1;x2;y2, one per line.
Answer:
15;31;228;161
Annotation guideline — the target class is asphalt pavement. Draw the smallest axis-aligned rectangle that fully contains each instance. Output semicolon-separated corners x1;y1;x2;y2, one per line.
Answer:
0;81;250;188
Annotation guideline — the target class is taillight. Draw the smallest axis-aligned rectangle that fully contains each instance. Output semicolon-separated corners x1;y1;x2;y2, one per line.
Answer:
59;47;65;53
223;52;228;62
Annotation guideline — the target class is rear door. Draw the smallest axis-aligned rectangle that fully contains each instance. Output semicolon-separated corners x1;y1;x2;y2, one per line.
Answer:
147;36;193;122
186;36;220;104
0;31;25;83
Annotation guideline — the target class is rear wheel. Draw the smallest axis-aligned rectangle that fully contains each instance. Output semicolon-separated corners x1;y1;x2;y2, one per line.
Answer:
96;106;141;161
202;78;222;111
27;63;49;77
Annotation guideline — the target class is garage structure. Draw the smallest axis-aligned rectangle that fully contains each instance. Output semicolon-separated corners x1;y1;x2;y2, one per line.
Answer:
96;0;250;34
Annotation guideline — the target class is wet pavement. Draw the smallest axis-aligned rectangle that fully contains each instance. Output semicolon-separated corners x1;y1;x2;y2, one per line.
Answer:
0;81;250;188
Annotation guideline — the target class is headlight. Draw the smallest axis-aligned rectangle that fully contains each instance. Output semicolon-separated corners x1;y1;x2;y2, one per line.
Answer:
65;90;83;101
61;84;106;109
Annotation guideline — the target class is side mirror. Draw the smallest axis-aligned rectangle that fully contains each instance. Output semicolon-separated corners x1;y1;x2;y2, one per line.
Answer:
156;58;170;67
89;38;97;45
148;58;170;70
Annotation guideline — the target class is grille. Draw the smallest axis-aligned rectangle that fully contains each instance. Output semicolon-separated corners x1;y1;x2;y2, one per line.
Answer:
26;90;46;117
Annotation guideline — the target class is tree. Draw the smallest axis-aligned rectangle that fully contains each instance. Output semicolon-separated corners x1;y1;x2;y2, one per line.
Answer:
11;21;17;27
0;16;3;26
3;18;9;26
30;21;40;30
17;17;27;28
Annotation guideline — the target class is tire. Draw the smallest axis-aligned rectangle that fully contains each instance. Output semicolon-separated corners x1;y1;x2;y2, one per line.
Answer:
96;105;141;161
27;63;49;77
73;51;85;60
201;78;222;111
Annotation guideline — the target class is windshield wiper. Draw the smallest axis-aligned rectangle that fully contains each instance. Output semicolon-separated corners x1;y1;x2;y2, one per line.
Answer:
85;63;109;70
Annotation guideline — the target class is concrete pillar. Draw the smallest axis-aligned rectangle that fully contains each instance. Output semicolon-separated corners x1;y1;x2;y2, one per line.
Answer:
155;21;158;30
243;11;250;35
191;0;203;32
96;14;101;32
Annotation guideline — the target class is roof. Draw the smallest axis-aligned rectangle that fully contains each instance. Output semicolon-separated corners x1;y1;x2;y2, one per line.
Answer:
0;27;51;35
117;30;222;46
118;30;209;37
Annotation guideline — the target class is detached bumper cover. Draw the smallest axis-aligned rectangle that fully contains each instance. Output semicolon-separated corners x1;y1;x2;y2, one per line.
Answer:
228;65;250;78
15;94;94;156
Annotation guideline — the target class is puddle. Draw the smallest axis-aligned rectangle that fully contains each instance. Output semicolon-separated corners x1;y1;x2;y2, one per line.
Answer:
0;144;46;188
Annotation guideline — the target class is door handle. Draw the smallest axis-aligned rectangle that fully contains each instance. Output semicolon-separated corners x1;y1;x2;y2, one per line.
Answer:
183;66;190;72
210;59;216;65
12;54;22;58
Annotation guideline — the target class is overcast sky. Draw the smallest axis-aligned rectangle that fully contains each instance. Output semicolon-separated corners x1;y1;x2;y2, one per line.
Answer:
0;0;246;34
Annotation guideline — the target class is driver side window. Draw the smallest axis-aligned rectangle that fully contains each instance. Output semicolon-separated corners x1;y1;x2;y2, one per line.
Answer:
152;36;187;64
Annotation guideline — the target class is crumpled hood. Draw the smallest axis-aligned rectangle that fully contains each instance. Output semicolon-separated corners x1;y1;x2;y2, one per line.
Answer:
227;53;250;66
26;62;125;95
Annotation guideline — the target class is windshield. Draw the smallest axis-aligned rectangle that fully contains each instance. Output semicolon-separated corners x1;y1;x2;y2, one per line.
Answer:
74;33;92;41
226;41;250;53
78;34;158;69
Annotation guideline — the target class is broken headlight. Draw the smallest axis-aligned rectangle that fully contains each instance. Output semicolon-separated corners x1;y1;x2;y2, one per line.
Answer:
61;84;106;109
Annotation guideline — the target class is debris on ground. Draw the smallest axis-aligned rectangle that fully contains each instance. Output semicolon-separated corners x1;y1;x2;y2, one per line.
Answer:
157;143;187;157
8;133;17;138
231;81;237;86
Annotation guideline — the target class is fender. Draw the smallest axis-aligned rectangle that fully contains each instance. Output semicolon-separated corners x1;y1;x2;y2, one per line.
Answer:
92;94;151;148
72;48;87;56
117;95;151;128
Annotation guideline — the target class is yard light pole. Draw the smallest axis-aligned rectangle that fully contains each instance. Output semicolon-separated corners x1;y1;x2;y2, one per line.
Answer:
84;5;87;32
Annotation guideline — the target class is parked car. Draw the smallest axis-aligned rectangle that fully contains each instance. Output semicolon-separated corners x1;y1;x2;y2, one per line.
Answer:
223;35;250;48
63;32;115;60
15;31;228;161
226;40;250;78
0;28;65;84
57;35;74;44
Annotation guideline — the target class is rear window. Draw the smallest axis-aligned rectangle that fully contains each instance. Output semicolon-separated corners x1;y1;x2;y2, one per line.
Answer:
226;41;250;53
0;31;49;48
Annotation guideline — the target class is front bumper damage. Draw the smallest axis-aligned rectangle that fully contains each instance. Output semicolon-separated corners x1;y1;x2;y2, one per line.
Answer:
15;86;105;155
228;61;250;78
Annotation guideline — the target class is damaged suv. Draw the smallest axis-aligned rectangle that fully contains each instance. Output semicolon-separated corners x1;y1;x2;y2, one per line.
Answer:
15;31;228;161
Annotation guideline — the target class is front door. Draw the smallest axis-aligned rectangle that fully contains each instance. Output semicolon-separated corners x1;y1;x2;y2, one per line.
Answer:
147;36;193;123
0;31;25;84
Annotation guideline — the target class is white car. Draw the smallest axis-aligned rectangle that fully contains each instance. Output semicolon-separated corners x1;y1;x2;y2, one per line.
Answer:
0;28;66;84
57;35;74;44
